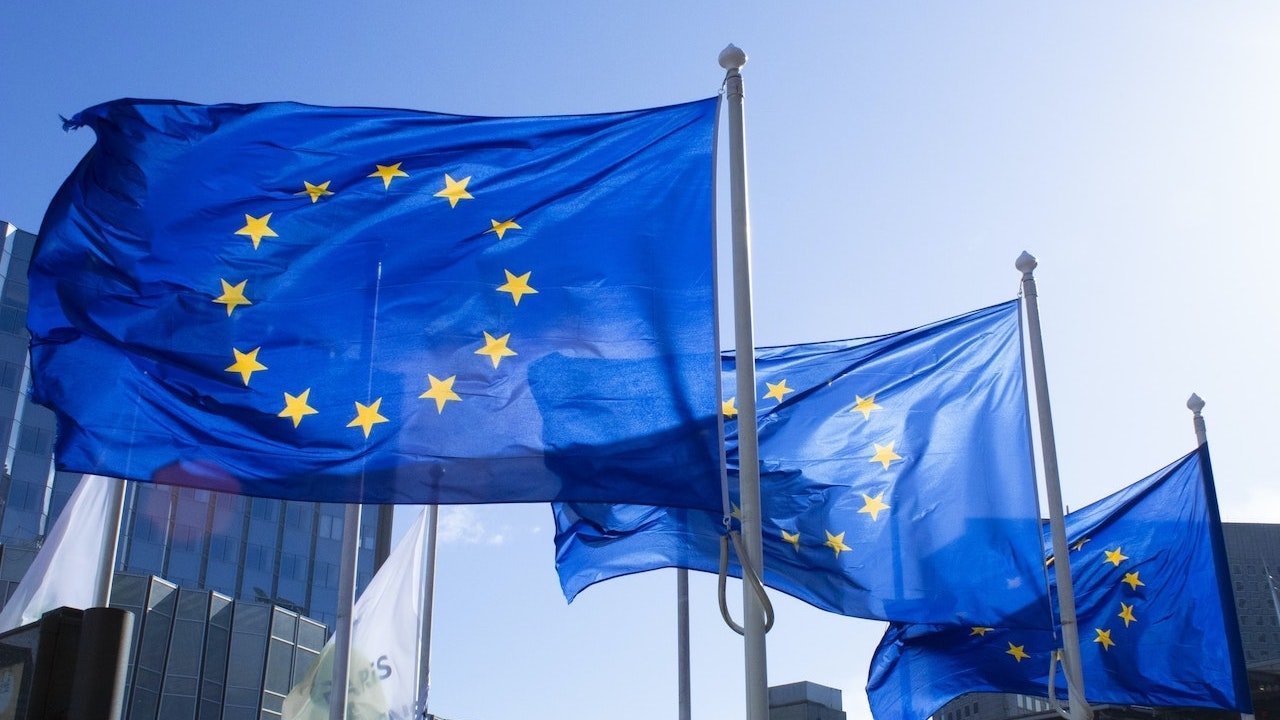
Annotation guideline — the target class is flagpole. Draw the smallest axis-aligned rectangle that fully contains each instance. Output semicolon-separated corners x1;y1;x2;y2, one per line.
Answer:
329;503;362;720
1016;252;1090;720
677;567;691;720
417;505;440;718
719;43;769;720
1187;394;1255;720
1188;393;1208;446
93;476;128;607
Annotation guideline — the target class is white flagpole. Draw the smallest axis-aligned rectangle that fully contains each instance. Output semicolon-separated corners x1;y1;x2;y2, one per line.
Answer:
1186;394;1255;720
416;505;440;718
1017;252;1090;720
677;567;691;720
1188;393;1208;446
719;43;769;720
93;477;128;607
329;503;362;720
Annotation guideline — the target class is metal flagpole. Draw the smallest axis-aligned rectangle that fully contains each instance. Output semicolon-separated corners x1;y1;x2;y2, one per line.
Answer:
677;568;691;720
94;477;128;607
417;505;440;719
719;43;769;720
1016;252;1091;720
1186;394;1255;720
329;504;363;720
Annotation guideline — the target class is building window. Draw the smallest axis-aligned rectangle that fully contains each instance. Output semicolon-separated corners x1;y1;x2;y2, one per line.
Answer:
251;497;278;522
284;503;306;528
0;306;23;334
317;514;342;540
0;360;21;389
16;425;51;455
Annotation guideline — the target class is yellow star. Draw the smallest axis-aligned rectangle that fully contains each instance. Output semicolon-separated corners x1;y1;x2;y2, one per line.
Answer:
858;492;890;521
347;398;389;438
763;379;794;404
852;394;882;420
970;627;994;637
297;180;333;203
824;530;851;558
781;530;801;552
497;270;538;306
730;503;743;521
1122;571;1145;590
1118;602;1137;627
1104;547;1128;567
722;398;738;418
369;162;409;189
1093;628;1115;652
419;374;462;413
1072;537;1091;552
869;442;902;470
434;174;474;208
278;389;318;428
486;218;522;240
235;213;277;249
1005;642;1029;662
214;279;251;316
224;347;266;386
475;331;517;368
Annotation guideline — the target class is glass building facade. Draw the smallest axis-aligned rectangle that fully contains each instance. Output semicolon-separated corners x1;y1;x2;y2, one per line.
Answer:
0;221;393;630
106;572;328;720
1222;522;1280;667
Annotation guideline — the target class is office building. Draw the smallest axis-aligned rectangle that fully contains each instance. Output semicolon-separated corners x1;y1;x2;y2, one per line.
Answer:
0;570;328;720
769;681;847;720
0;220;393;629
108;572;328;720
1222;522;1280;668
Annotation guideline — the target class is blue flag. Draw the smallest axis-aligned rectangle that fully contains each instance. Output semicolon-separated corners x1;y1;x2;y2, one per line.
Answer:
29;98;723;507
865;447;1253;720
555;300;1053;627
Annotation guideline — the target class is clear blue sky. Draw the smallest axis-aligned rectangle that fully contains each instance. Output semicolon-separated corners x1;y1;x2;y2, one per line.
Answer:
3;3;1279;719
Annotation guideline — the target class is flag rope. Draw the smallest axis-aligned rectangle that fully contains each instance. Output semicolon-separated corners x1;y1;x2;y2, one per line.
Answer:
717;531;775;635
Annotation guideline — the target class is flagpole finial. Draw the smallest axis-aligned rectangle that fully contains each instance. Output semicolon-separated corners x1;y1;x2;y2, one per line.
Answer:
1016;251;1038;276
719;44;748;70
1187;393;1205;415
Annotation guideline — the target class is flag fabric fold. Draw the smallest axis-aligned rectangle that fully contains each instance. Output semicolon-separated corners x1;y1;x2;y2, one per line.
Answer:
865;447;1253;720
555;300;1053;627
29;97;722;508
283;506;430;720
0;474;116;632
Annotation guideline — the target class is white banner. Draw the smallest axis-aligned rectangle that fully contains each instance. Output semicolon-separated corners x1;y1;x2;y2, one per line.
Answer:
0;474;116;632
284;507;429;720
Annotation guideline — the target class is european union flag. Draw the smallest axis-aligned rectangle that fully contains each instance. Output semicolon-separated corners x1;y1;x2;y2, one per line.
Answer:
555;301;1053;627
29;98;723;507
866;447;1252;720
